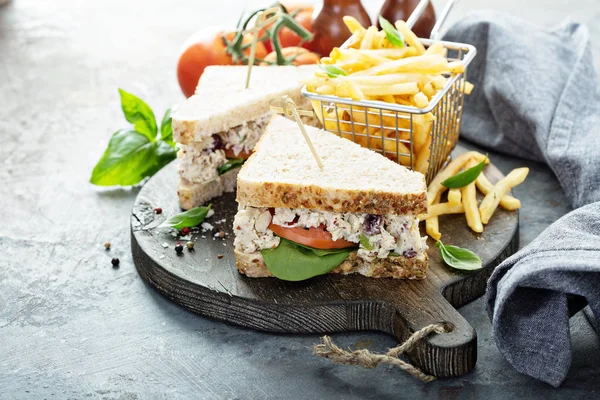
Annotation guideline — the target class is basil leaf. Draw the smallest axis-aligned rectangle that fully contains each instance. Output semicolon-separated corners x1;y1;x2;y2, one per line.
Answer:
318;64;348;78
90;130;176;186
261;238;352;281
441;156;488;188
218;158;245;175
118;88;157;141
378;16;405;48
162;204;212;230
160;107;175;147
436;241;482;271
359;233;373;250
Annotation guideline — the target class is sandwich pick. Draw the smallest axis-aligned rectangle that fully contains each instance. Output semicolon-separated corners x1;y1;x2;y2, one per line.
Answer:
269;95;324;169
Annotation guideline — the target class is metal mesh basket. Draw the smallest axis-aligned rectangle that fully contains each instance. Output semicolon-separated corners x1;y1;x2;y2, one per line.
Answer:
301;39;477;183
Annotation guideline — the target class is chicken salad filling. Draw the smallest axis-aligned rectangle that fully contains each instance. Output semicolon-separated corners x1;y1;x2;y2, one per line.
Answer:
234;205;427;261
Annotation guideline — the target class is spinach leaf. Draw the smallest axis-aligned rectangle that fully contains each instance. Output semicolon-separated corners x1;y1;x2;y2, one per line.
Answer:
90;130;176;186
218;158;246;175
261;238;353;281
118;88;157;141
436;241;482;271
162;204;212;230
294;241;356;256
160;107;175;147
318;64;348;78
441;156;488;188
359;233;373;250
378;16;405;48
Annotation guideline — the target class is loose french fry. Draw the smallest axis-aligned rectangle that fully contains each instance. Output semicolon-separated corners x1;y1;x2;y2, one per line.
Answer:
448;188;461;206
475;172;521;210
461;159;483;233
426;151;487;205
394;20;426;55
479;168;529;224
419;203;464;220
426;217;441;241
462;81;474;95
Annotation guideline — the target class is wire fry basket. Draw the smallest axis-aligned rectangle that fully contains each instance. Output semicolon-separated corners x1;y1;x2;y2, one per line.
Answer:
301;39;477;183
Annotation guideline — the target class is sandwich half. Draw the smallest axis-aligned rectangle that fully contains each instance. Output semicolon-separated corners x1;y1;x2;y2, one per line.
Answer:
233;115;429;281
172;65;316;210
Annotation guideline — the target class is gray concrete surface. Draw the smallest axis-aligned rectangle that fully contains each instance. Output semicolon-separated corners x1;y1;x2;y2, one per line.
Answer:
1;0;599;399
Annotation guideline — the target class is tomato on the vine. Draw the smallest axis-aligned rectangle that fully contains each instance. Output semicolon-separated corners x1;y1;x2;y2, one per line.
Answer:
177;30;267;98
261;47;320;66
263;6;314;52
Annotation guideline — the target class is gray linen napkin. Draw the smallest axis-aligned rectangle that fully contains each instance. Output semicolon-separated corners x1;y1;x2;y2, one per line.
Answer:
444;11;600;209
444;13;600;387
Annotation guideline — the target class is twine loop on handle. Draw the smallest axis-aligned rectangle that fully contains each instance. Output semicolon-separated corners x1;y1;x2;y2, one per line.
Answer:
312;323;450;383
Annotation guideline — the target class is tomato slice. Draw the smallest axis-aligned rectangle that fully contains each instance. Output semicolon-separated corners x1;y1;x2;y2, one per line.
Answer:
269;222;357;250
224;147;252;159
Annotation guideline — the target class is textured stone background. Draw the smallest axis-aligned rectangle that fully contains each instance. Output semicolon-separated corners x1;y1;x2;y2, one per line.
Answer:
1;0;599;399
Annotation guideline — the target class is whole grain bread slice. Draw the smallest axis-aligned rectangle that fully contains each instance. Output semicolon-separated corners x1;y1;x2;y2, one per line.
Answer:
236;115;427;215
172;66;315;145
235;249;428;279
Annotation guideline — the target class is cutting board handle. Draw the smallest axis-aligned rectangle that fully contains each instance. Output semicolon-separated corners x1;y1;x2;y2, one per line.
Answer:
372;278;477;378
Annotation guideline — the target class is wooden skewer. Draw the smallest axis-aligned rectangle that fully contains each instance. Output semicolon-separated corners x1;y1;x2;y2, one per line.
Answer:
244;7;281;89
270;96;324;169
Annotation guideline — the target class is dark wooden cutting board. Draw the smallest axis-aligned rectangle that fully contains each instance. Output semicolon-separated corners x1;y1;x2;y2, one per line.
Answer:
131;154;518;378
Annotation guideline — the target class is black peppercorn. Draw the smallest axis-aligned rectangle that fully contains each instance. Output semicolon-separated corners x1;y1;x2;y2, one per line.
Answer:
175;243;184;254
111;258;120;268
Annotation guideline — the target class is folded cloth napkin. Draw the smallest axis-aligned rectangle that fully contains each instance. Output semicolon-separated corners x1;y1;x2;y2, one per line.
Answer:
444;12;600;209
444;13;600;387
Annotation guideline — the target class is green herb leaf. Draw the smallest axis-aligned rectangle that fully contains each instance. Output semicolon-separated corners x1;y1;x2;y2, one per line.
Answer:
90;130;176;186
378;16;405;48
441;156;488;188
359;234;374;251
436;241;482;271
160;107;175;147
261;238;353;281
389;251;401;257
218;158;246;175
318;64;348;78
118;88;157;141
162;204;212;230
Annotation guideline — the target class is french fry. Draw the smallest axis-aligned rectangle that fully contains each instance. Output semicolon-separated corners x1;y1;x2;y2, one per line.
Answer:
336;80;366;100
426;151;487;205
412;92;429;108
353;54;450;77
462;81;474;95
360;26;378;49
422;82;435;98
343;16;367;34
424;42;445;56
448;60;465;74
426;217;441;240
360;82;419;96
461;159;483;233
412;114;430;153
475;172;521;210
353;48;418;59
346;73;426;85
316;85;336;95
394;20;426;55
479;168;529;224
447;188;461;206
431;75;447;90
419;202;464;220
415;134;431;174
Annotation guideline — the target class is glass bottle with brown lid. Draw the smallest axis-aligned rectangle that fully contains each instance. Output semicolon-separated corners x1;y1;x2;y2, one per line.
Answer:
377;0;436;39
309;0;371;56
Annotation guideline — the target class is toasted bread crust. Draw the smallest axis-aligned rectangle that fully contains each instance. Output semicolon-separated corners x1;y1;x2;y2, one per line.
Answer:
177;168;239;210
234;249;428;280
237;181;427;216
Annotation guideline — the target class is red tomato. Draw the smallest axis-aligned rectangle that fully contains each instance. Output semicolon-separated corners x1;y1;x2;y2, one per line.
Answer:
260;47;319;66
262;6;314;53
269;222;357;250
223;147;252;159
177;30;268;98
